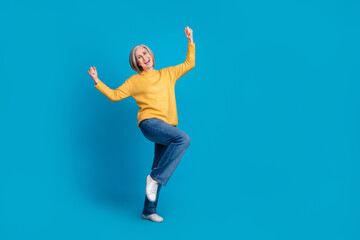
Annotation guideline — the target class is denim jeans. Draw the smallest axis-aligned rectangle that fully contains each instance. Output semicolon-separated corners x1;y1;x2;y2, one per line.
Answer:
139;118;191;215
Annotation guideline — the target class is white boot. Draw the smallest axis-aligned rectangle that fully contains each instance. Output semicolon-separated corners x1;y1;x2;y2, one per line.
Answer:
142;213;164;223
146;175;159;202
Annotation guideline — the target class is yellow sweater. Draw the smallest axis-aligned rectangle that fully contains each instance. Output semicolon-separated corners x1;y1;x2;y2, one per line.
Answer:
95;43;195;127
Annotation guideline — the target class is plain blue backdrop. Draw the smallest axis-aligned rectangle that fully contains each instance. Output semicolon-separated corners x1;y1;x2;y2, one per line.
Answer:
1;0;359;239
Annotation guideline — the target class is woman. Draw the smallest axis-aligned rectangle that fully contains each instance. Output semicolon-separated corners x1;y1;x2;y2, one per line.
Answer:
88;26;195;223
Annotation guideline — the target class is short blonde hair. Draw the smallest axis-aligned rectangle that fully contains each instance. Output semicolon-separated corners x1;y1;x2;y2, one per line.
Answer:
129;44;155;73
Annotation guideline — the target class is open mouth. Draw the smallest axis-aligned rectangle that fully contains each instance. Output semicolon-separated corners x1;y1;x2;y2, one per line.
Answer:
145;59;150;64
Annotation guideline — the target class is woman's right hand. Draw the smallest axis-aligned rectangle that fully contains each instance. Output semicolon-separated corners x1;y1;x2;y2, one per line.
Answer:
88;66;99;84
184;26;193;44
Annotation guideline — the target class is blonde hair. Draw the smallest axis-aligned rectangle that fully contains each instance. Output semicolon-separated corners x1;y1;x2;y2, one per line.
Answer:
129;44;155;73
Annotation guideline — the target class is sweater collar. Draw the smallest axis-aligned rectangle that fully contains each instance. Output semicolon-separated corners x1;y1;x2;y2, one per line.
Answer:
139;69;158;76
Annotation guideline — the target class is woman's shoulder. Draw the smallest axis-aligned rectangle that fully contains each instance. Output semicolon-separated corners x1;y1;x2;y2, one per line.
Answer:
126;73;141;81
159;66;173;74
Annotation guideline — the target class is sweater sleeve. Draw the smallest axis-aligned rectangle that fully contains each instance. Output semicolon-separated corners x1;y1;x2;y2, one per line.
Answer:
94;79;131;102
167;42;195;83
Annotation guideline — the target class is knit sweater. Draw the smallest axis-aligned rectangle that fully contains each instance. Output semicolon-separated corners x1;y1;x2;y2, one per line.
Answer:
94;42;195;126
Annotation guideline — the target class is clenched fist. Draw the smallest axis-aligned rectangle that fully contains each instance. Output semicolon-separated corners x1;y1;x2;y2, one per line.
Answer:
184;26;193;44
88;66;99;84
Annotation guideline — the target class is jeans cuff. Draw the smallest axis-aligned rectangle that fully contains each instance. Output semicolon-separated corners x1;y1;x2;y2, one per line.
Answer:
150;173;166;186
143;209;156;215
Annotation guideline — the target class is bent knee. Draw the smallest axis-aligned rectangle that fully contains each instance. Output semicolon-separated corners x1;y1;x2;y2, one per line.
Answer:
182;134;191;147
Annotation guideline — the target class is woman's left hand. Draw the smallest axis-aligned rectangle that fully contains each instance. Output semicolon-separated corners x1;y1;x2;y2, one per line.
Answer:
184;26;193;44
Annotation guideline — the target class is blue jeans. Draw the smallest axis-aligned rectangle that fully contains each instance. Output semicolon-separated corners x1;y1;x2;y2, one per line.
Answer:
139;118;191;215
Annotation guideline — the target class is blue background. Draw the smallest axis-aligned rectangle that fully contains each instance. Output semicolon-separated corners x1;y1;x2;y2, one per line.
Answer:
1;0;359;239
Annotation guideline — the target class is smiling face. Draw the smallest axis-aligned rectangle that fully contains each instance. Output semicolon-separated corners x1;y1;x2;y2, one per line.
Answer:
135;47;154;72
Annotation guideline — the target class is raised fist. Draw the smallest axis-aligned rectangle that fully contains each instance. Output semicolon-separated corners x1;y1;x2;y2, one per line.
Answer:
184;26;193;44
88;66;99;84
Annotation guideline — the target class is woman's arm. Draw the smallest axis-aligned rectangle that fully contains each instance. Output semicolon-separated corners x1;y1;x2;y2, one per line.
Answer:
88;66;131;102
167;26;195;82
